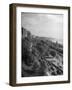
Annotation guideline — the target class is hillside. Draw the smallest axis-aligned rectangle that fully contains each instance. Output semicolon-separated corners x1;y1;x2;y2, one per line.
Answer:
21;27;63;77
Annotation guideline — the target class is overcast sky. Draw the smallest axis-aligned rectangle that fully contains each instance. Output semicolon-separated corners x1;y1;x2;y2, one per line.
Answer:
21;13;63;41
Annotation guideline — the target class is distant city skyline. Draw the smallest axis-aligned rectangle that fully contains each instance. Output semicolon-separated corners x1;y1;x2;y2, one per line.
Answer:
21;13;63;42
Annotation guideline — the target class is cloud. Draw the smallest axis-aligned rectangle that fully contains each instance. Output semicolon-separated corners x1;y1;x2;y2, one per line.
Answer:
21;13;63;41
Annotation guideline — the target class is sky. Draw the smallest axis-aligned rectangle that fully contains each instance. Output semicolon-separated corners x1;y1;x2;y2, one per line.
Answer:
21;13;63;42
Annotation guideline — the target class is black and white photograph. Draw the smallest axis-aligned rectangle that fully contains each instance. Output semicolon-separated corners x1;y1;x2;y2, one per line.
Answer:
9;3;70;86
21;13;63;77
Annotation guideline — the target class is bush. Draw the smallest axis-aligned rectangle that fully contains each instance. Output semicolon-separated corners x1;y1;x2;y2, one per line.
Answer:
50;51;56;57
